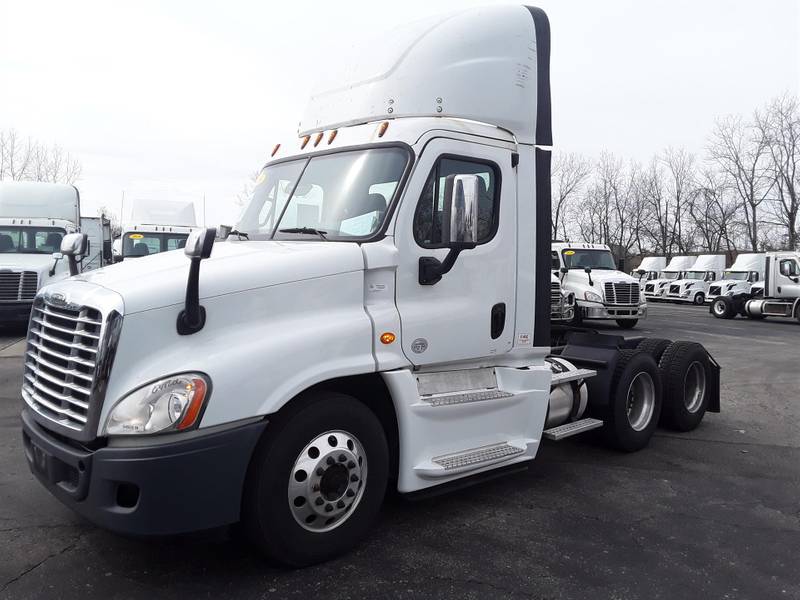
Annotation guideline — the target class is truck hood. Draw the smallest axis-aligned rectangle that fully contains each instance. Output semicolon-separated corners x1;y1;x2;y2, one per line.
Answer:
73;240;365;314
0;253;56;275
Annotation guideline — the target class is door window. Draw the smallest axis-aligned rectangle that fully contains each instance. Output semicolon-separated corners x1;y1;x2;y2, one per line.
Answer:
413;157;499;248
779;259;800;277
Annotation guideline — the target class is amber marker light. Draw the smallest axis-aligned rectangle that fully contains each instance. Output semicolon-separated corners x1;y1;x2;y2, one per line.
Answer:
176;377;208;431
380;332;396;345
328;129;338;144
271;143;281;157
300;135;310;149
314;132;324;147
377;121;389;137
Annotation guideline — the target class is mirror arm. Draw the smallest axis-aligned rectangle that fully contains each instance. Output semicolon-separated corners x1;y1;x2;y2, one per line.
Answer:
176;257;206;335
419;243;476;285
67;256;79;277
49;256;62;277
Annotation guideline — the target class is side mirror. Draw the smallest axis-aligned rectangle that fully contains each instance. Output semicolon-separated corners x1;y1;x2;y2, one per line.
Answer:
177;228;217;335
217;224;232;240
60;233;88;276
636;269;645;275
51;252;63;261
584;266;594;286
419;174;480;285
560;267;568;274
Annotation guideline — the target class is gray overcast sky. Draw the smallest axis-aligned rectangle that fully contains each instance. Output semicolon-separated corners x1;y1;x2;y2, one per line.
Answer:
1;0;798;227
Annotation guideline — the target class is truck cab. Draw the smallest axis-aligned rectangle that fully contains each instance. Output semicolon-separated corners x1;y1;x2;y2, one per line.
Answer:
665;255;726;304
706;253;765;303
643;255;694;301
631;256;666;284
552;242;646;329
116;199;197;260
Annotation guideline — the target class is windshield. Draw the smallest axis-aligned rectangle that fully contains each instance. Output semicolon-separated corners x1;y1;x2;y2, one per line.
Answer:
722;271;749;281
561;249;616;270
659;271;681;280
0;226;65;254
684;271;706;280
122;232;189;257
236;147;409;240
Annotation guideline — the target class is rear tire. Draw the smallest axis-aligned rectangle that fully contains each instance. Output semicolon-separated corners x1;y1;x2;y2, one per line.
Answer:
636;337;672;363
602;349;662;452
711;296;736;319
658;342;711;432
616;319;638;329
242;391;388;566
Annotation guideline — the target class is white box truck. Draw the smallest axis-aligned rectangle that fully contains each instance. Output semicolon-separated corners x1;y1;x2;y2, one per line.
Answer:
0;181;111;321
710;251;800;321
665;254;726;304
631;256;666;284
19;5;720;566
117;199;198;260
552;241;647;329
706;253;765;304
643;255;695;301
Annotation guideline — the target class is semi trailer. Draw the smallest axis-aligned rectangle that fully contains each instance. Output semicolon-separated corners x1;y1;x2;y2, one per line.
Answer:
631;256;666;283
706;253;765;304
643;255;695;301
665;254;726;304
116;199;197;260
710;251;800;321
552;241;647;329
0;181;111;321
19;5;720;566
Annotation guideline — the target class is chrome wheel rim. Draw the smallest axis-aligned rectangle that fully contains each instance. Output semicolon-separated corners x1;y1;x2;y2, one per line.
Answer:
684;361;706;413
288;430;367;533
713;301;726;316
626;372;656;431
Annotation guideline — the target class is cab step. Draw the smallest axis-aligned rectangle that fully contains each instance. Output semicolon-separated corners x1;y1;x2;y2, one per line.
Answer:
420;389;513;407
543;417;603;441
550;368;595;386
414;441;529;477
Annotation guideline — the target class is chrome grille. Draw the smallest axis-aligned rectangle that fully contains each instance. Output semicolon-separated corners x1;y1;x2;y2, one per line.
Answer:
669;284;681;295
709;285;721;297
0;270;38;302
644;283;655;293
603;282;640;305
550;281;561;309
22;299;103;432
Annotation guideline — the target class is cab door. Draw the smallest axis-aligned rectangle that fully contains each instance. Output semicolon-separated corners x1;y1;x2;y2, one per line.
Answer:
393;138;516;367
775;256;800;298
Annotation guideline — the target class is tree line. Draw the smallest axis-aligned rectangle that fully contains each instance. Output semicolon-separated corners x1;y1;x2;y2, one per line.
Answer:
0;129;82;185
552;94;800;261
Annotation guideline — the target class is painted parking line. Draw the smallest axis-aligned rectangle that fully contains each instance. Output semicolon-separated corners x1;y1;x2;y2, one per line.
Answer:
0;339;26;357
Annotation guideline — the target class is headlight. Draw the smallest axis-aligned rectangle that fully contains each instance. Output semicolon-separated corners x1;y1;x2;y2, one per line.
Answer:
584;290;603;303
104;373;210;435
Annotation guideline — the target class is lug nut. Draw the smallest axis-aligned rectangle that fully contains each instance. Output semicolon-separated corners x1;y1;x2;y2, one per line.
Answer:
346;489;355;498
325;504;333;513
312;484;320;492
336;500;345;509
347;461;355;469
326;457;335;465
315;497;324;506
338;454;346;462
350;474;359;482
316;467;324;476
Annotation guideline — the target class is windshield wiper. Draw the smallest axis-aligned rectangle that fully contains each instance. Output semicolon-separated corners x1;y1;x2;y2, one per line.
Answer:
279;227;328;241
228;229;249;239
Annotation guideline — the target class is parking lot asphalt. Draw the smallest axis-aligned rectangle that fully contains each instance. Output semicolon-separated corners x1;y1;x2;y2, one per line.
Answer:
1;305;798;600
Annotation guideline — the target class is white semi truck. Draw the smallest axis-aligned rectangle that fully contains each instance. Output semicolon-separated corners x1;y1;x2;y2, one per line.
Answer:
710;251;800;321
664;254;726;305
642;255;695;301
631;256;666;284
19;6;720;566
0;181;111;321
552;241;647;329
705;253;765;304
550;273;575;323
117;199;197;260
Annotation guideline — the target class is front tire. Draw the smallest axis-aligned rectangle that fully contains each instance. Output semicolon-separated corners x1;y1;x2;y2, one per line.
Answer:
693;292;706;305
711;296;736;319
616;319;638;329
242;391;389;566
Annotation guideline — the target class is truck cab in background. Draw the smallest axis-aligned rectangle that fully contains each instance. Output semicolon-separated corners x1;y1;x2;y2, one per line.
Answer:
643;255;695;301
550;273;575;323
665;255;726;304
0;181;110;321
706;253;765;304
552;242;646;329
116;199;197;260
711;251;800;321
631;256;666;284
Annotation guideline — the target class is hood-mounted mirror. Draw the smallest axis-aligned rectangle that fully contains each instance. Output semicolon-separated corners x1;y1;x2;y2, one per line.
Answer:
177;228;216;335
60;233;88;276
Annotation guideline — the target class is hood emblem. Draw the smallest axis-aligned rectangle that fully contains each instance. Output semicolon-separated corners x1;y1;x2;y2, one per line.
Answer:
49;292;67;306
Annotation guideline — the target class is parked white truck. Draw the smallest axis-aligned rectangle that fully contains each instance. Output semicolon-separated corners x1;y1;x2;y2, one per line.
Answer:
642;255;694;301
705;253;765;304
552;242;646;329
664;254;726;305
117;199;197;260
631;256;666;284
550;273;575;322
19;5;720;566
710;251;800;321
0;181;111;321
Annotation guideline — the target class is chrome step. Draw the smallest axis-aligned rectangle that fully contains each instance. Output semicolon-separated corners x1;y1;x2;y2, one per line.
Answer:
543;418;603;441
550;368;595;387
421;389;513;407
432;442;524;472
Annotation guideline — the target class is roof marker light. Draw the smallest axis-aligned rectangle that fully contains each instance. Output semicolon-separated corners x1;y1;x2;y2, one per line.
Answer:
314;132;324;147
328;130;338;144
300;135;310;149
271;143;281;157
378;122;389;137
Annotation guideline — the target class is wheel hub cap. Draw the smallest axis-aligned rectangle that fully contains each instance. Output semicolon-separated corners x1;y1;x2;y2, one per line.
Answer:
626;372;656;431
683;361;707;413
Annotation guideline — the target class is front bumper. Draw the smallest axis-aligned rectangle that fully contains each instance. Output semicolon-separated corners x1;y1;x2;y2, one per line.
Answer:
580;303;647;320
21;408;267;535
0;301;33;321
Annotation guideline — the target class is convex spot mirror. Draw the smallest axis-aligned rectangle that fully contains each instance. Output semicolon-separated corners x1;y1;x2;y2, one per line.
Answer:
60;233;88;257
443;174;479;247
184;228;216;259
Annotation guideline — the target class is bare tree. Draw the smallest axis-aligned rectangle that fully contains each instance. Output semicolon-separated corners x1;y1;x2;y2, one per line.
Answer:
551;152;591;239
708;116;774;251
688;168;739;253
0;129;82;184
661;147;695;252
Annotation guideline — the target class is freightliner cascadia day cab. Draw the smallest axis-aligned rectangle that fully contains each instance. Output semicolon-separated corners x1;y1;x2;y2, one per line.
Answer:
116;199;197;261
631;256;666;284
550;273;575;322
706;253;765;304
551;241;647;329
711;251;800;321
665;254;726;304
643;255;695;301
19;6;721;566
0;181;111;321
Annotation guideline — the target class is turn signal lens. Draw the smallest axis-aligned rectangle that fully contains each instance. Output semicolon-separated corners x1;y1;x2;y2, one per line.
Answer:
380;332;396;345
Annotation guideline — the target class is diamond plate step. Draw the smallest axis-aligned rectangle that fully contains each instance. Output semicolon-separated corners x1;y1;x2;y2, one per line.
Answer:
550;368;595;387
543;417;603;441
421;389;513;407
433;442;524;471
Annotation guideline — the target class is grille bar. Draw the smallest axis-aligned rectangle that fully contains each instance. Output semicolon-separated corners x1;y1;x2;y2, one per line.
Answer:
36;305;102;326
603;282;640;305
29;326;99;354
30;316;101;340
26;350;94;382
28;339;97;368
22;386;88;424
24;364;92;397
0;271;38;301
